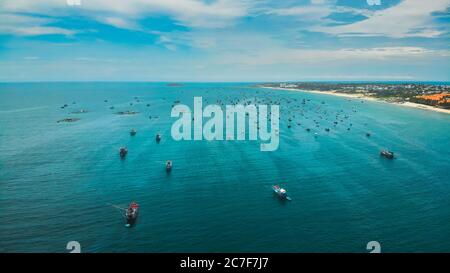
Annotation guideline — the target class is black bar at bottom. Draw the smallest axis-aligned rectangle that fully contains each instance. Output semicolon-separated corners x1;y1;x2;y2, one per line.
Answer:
1;253;448;272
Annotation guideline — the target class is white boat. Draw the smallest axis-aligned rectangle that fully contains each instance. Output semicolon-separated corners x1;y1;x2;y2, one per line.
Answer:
272;185;291;201
380;150;394;159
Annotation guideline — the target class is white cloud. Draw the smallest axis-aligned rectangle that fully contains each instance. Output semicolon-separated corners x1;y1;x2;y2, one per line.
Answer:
152;30;219;50
0;13;76;36
310;0;328;4
13;26;75;36
217;46;449;66
298;75;416;80
315;0;450;38
0;0;252;33
264;0;450;38
266;1;373;24
149;29;288;57
99;17;139;30
1;0;448;40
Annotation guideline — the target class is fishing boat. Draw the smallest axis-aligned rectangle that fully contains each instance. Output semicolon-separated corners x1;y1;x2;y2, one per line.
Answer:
130;128;137;136
166;160;172;172
125;202;139;227
156;134;162;143
119;147;128;158
380;150;394;159
57;118;80;123
272;185;291;201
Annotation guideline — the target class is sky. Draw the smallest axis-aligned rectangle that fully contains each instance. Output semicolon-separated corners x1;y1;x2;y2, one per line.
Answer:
0;0;449;82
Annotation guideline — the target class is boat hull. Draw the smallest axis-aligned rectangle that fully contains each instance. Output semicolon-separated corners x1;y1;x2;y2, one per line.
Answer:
272;186;291;200
125;203;139;227
380;151;394;159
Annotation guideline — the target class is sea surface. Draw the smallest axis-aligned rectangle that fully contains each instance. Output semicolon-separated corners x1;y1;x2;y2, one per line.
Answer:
0;82;449;253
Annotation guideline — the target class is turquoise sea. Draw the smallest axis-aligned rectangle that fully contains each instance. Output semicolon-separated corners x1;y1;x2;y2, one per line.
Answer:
0;82;449;253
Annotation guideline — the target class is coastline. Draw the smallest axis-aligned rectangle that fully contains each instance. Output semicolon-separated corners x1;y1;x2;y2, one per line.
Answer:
262;87;450;115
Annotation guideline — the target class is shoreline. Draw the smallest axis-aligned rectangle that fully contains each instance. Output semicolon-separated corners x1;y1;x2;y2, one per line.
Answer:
262;87;450;115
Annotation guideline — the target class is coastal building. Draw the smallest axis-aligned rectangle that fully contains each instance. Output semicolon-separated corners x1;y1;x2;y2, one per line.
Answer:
413;93;450;108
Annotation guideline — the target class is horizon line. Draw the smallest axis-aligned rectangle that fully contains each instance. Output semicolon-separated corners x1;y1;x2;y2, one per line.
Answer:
1;80;450;84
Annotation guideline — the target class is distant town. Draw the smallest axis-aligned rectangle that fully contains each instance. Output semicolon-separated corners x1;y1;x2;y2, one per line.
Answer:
259;82;450;109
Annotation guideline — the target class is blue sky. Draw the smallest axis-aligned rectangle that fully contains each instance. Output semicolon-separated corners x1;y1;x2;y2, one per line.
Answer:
0;0;449;82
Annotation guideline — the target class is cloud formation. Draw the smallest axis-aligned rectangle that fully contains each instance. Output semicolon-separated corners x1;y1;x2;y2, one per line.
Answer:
1;0;449;38
0;0;251;33
0;0;449;81
315;0;450;38
0;13;76;36
217;46;449;66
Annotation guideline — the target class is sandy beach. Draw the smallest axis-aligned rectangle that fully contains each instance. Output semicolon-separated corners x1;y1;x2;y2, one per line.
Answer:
263;87;450;115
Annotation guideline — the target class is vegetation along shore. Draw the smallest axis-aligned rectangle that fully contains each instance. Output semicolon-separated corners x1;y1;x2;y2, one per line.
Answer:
259;83;450;114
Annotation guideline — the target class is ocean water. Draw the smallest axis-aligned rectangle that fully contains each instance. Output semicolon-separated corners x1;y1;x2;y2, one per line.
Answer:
0;82;449;253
